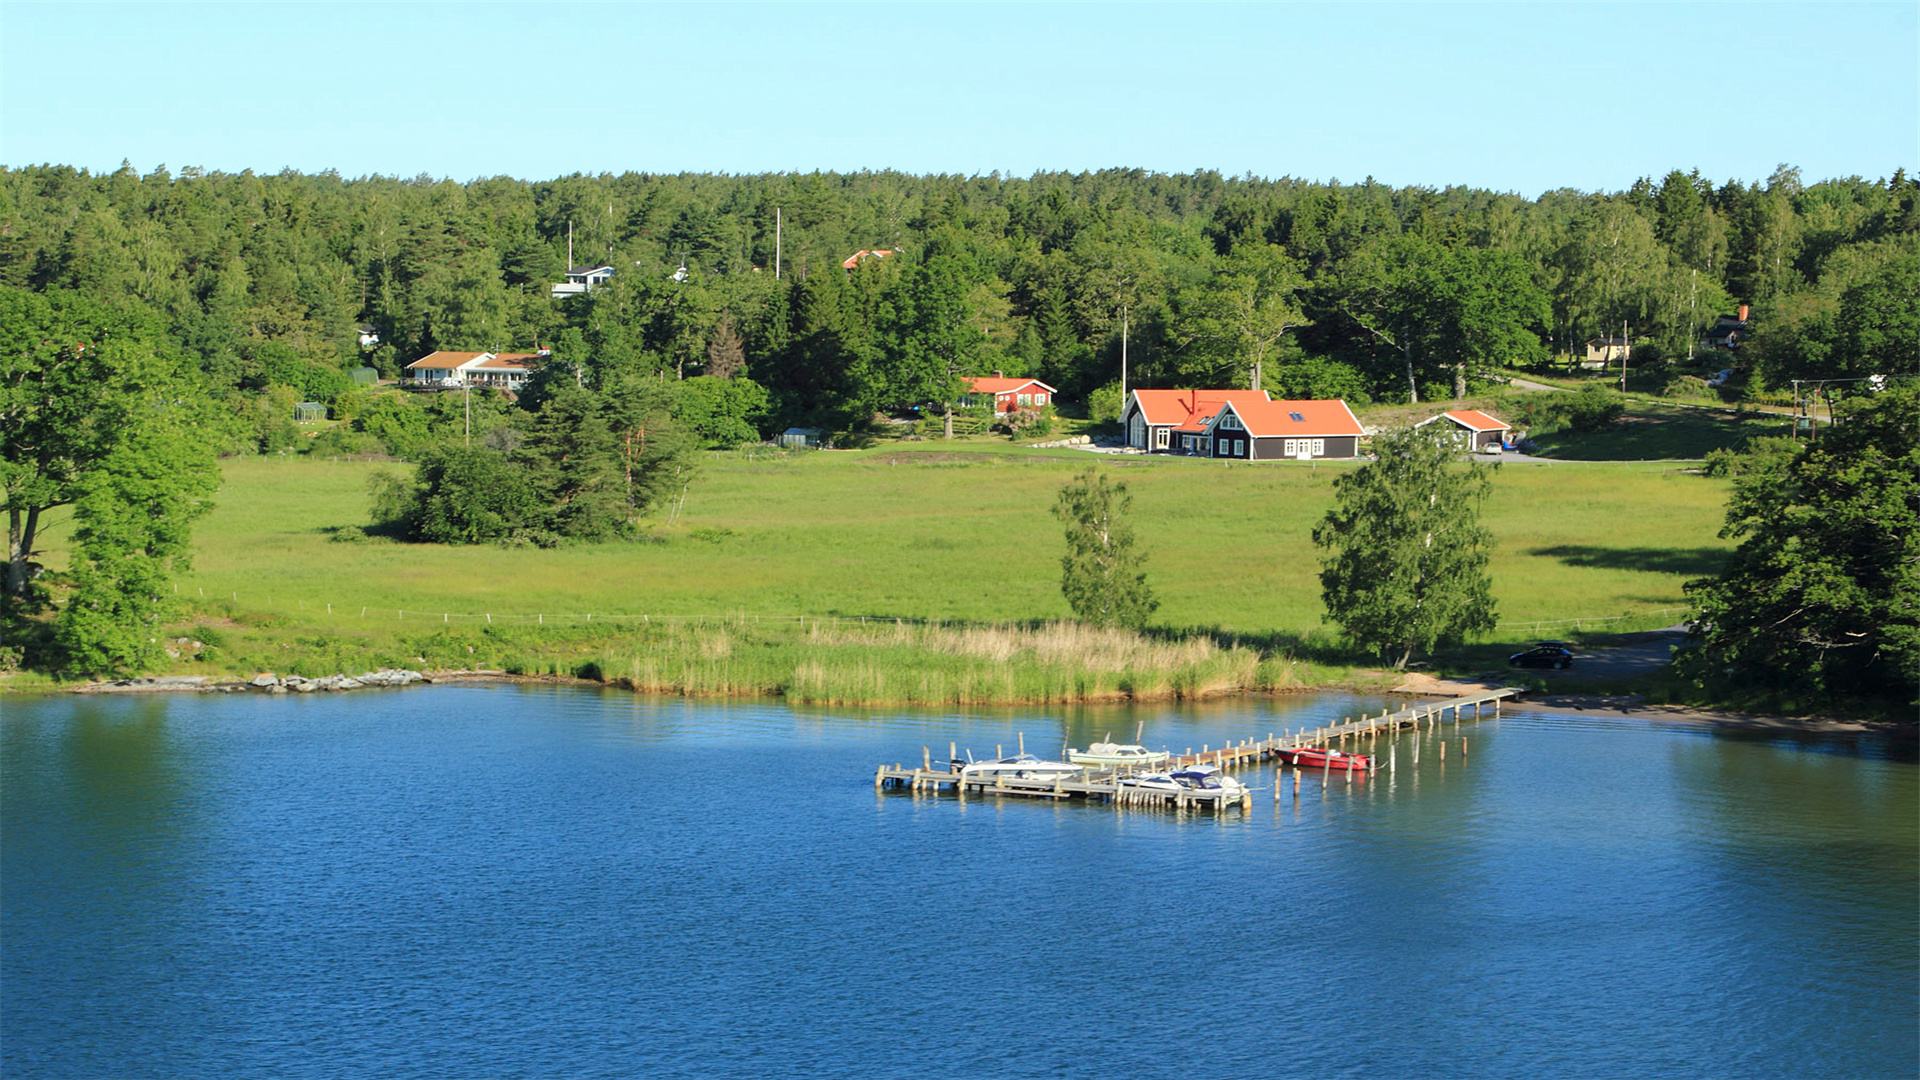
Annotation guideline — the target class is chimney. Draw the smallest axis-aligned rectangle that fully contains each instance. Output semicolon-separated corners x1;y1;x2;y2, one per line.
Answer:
993;370;1004;378
1737;304;1750;322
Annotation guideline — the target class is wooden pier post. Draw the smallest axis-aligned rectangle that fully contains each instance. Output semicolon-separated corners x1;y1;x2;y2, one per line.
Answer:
1018;731;1025;755
1293;770;1301;797
949;741;957;763
996;744;1003;759
1390;744;1396;774
874;765;885;790
1462;737;1468;759
922;746;931;771
1440;739;1446;762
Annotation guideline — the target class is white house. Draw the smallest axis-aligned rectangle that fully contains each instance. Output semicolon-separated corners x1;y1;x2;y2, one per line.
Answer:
404;350;545;391
550;265;615;300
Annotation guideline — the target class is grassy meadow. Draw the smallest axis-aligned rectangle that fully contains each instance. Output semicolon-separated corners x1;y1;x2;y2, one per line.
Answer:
21;441;1737;702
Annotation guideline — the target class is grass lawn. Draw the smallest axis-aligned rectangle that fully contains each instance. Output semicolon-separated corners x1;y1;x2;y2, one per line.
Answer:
15;444;1737;701
1525;402;1791;460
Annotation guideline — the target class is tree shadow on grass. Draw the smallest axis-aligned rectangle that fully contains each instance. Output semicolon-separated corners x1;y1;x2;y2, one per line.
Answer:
1529;544;1727;577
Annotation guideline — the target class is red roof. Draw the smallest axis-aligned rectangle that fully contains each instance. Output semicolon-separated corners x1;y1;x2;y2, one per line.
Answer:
472;353;542;370
842;249;895;270
405;350;487;371
1439;409;1509;432
1220;398;1365;438
967;376;1055;395
1131;389;1272;429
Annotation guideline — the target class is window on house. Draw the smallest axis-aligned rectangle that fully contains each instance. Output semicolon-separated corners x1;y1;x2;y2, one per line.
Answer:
1312;439;1325;456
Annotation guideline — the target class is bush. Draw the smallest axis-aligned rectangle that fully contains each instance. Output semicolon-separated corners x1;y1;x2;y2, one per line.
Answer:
671;375;770;448
1564;385;1625;432
355;393;432;457
1087;382;1124;425
306;428;387;458
1001;406;1055;441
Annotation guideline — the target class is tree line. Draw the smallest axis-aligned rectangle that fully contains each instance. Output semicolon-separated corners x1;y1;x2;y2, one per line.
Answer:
4;163;1915;435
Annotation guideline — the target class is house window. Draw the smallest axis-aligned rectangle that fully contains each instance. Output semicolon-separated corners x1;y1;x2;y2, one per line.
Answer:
1221;415;1239;430
1311;439;1324;456
1284;439;1298;456
1017;393;1031;405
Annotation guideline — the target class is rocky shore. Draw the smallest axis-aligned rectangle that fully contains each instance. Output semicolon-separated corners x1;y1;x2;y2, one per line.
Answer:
79;669;429;694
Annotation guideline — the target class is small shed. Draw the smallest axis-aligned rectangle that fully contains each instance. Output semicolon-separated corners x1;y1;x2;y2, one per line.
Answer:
1416;409;1511;451
778;427;824;449
293;401;328;421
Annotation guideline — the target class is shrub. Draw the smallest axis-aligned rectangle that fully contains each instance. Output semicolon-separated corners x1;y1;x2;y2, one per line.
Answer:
306;428;387;458
1564;385;1625;432
1002;406;1055;441
1087;382;1124;425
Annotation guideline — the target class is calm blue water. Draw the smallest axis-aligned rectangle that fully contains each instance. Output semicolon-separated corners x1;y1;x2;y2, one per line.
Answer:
3;687;1916;1078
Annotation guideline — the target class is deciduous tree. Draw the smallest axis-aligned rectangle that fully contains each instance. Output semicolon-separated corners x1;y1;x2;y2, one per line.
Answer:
1052;469;1157;629
1314;427;1498;667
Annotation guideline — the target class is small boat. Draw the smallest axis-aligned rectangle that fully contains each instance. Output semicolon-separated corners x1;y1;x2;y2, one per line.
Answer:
1120;764;1248;798
1067;741;1170;769
1275;746;1373;772
956;753;1084;782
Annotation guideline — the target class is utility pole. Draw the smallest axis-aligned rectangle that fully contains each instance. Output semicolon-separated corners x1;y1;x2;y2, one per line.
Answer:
567;220;574;270
463;382;471;447
1120;300;1129;407
774;207;782;280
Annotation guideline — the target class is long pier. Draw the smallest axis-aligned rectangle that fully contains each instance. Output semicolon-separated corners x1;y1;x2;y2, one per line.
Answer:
874;686;1523;814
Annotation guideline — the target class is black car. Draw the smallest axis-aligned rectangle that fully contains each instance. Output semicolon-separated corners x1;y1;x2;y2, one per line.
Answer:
1509;644;1574;669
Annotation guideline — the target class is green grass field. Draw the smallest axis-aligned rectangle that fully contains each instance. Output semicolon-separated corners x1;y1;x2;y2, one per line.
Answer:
1523;401;1791;460
18;442;1737;701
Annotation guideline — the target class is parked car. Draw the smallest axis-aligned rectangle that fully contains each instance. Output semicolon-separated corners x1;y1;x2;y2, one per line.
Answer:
1509;643;1574;669
1478;442;1504;455
1707;368;1735;388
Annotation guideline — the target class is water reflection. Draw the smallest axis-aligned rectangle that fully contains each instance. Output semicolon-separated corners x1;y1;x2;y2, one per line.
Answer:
2;689;1913;1078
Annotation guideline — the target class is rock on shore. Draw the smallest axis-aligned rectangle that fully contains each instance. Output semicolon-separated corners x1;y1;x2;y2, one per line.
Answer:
82;669;426;695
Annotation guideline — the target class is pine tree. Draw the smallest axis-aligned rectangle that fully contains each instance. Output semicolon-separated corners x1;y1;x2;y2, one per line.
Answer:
1052;469;1158;630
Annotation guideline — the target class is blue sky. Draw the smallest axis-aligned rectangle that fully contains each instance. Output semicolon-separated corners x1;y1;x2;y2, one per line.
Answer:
1;1;1913;193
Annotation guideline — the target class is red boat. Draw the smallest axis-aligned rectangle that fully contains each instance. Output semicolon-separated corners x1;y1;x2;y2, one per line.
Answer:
1275;747;1373;772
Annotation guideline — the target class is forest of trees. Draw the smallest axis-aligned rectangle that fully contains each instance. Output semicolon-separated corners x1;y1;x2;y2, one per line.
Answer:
3;163;1915;440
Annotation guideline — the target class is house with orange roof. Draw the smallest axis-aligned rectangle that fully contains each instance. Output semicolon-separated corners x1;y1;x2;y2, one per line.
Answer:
1415;408;1511;451
403;350;547;392
1199;397;1366;460
1123;388;1273;452
963;374;1056;414
842;249;895;270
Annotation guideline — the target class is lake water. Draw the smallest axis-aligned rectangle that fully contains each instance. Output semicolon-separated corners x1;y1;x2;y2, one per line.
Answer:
3;687;1915;1078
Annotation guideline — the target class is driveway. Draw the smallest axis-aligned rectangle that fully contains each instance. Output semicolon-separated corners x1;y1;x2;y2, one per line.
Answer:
1517;628;1688;685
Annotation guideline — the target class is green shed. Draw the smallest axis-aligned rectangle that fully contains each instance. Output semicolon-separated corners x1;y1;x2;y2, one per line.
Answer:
293;401;327;421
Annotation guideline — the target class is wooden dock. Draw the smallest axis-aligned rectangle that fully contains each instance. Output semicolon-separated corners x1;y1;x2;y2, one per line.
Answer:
873;687;1523;814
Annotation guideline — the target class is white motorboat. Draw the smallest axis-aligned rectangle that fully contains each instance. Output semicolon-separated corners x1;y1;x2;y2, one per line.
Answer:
957;753;1084;782
1066;741;1170;769
1120;764;1248;798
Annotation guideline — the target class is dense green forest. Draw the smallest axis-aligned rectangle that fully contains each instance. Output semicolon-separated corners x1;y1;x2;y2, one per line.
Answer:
3;163;1915;438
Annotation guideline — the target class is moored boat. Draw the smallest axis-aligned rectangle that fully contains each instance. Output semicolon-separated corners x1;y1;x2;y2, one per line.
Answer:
956;753;1084;782
1274;746;1373;772
1121;764;1249;798
1066;742;1170;769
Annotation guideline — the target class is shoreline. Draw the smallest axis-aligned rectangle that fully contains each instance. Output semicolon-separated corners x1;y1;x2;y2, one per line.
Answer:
25;668;1907;735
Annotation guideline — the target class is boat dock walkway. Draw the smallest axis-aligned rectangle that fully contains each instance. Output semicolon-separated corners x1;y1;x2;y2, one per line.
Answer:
874;686;1523;814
